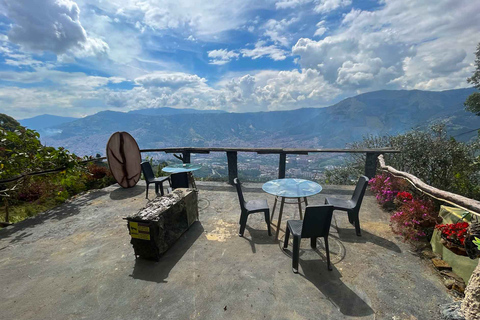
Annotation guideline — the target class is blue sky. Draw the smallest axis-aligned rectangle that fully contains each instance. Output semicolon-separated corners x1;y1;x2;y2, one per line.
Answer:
0;0;479;119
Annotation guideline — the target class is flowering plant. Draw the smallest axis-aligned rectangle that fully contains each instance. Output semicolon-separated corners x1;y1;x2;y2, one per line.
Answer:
435;222;469;246
396;191;413;202
369;173;409;208
390;198;439;242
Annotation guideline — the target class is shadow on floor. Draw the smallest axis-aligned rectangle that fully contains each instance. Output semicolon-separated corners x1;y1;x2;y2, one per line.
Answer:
110;184;145;200
299;259;375;317
336;227;402;253
0;189;109;244
130;221;204;283
243;225;275;253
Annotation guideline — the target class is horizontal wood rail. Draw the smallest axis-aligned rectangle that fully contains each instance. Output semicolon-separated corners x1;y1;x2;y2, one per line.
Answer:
378;154;480;217
139;147;400;154
140;147;399;184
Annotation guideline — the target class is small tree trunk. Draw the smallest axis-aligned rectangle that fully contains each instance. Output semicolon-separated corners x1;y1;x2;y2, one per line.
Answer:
462;260;480;320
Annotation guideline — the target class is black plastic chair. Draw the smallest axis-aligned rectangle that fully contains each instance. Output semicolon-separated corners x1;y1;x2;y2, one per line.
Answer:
325;175;369;236
141;161;171;199
283;205;334;273
234;178;271;237
170;172;190;189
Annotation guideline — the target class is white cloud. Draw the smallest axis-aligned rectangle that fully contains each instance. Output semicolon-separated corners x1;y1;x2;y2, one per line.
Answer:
134;71;206;88
275;0;350;13
313;21;327;37
1;0;108;57
262;18;298;47
241;41;288;61
314;0;351;13
88;0;269;39
275;0;310;9
207;49;240;65
293;0;480;91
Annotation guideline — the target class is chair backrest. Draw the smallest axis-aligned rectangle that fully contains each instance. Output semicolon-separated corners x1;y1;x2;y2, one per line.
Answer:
233;178;246;211
351;175;369;210
141;161;155;183
301;205;334;238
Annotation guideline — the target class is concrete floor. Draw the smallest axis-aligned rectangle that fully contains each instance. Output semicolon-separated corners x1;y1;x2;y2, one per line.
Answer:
0;181;452;320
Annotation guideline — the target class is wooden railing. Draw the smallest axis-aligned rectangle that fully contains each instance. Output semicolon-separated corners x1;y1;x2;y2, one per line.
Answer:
139;147;400;184
378;155;480;217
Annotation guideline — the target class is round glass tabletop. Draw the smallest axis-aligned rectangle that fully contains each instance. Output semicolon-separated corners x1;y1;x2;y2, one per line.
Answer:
162;164;202;173
262;178;322;198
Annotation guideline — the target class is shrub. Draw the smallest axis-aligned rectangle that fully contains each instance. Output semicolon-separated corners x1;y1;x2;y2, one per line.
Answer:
390;198;439;242
325;125;480;200
369;173;409;209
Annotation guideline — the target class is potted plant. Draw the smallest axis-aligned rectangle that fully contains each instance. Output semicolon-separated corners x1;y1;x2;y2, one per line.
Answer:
435;222;469;256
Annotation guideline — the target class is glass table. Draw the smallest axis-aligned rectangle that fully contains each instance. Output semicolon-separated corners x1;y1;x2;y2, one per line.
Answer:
262;178;322;240
162;164;202;189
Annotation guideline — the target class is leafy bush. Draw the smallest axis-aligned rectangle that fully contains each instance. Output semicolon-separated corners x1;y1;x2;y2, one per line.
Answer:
369;173;409;209
0;116;116;223
325;124;480;199
390;197;439;242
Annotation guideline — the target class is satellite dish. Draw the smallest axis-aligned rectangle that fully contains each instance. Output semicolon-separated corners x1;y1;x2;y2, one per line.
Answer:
106;132;142;188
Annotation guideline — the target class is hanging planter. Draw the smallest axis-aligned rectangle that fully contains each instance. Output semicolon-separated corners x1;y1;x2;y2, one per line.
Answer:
436;222;469;256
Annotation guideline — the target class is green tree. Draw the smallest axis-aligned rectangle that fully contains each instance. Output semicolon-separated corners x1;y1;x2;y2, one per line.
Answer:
0;113;20;132
465;43;480;115
324;124;480;199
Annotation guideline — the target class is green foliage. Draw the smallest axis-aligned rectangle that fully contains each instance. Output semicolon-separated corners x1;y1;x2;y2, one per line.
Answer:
465;92;480;116
465;43;480;115
156;161;169;177
0;115;116;223
0;124;79;181
325;124;480;199
473;237;480;250
0;114;20;132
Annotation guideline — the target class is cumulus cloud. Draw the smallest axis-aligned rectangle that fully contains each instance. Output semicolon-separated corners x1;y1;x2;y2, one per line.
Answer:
1;0;108;57
293;0;480;91
314;0;351;13
262;18;298;47
134;71;207;89
275;0;350;12
241;41;288;61
207;49;240;65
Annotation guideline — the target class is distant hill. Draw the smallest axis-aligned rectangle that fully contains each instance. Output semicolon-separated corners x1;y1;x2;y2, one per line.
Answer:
19;114;78;130
42;88;480;156
129;107;227;116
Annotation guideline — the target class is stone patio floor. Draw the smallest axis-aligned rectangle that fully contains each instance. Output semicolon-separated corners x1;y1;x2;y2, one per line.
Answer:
0;181;452;320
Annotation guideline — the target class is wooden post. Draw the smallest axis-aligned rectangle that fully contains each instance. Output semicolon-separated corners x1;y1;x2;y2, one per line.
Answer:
182;151;191;164
364;152;379;178
278;153;286;179
227;151;238;185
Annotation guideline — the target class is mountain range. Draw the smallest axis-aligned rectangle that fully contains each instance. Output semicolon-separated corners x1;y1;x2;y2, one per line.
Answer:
17;88;480;156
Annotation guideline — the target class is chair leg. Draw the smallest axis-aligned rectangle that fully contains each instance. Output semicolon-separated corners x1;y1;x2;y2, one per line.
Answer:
155;183;159;195
145;183;149;199
239;212;248;237
310;237;317;249
283;227;290;249
324;236;332;271
264;210;272;236
292;236;300;273
160;182;165;196
354;214;361;236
